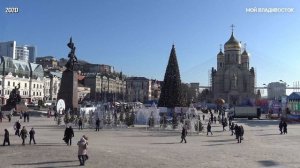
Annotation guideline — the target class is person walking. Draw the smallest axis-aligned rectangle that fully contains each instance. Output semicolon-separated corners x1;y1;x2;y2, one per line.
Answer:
78;118;83;130
234;124;239;139
95;118;100;131
283;121;288;134
240;125;244;142
77;135;88;166
29;127;36;144
230;122;235;136
20;126;28;145
3;129;10;146
202;114;205;121
14;120;21;137
23;112;27;122
7;113;12;122
180;124;188;143
235;125;241;143
222;120;227;131
207;122;213;135
27;112;30;122
279;121;283;134
64;126;74;145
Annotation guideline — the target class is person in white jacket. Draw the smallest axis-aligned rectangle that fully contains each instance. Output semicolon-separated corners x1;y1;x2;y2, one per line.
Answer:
77;135;88;166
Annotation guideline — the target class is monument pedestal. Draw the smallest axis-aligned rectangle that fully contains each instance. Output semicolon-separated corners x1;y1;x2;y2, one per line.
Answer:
57;70;78;113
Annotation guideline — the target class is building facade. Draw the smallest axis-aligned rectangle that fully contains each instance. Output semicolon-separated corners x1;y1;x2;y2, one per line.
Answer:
0;56;44;104
211;31;256;105
0;41;16;59
84;73;126;102
126;77;152;103
15;46;29;61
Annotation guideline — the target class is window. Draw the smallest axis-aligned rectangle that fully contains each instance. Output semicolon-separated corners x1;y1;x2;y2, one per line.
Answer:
8;81;10;86
33;84;35;88
25;83;27;87
33;92;35;96
0;81;2;85
13;82;15;86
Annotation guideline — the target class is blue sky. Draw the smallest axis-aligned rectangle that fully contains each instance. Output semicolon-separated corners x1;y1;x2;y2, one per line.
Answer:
1;0;300;94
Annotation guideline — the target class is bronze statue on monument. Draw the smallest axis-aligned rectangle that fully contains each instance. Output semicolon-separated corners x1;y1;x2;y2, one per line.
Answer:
65;37;78;71
57;37;79;115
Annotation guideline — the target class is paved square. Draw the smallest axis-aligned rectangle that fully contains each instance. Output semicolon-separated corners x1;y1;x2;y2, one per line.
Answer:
0;116;300;168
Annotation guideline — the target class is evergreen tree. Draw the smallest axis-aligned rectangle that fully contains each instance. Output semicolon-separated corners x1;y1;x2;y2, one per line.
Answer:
158;45;183;108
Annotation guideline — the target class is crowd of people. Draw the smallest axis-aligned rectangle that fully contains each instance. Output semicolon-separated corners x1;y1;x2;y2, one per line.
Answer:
0;108;291;166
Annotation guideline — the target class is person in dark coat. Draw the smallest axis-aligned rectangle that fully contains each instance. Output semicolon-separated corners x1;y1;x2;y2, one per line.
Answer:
27;112;30;122
234;124;239;139
20;126;28;145
207;122;213;135
23;112;27;122
240;125;244;142
180;124;188;143
202;114;205;121
3;129;10;146
14;120;21;137
279;121;283;134
78;118;83;130
236;125;241;143
64;126;74;145
283;121;287;134
222;120;227;131
96;118;100;131
29;128;36;144
7;114;12;122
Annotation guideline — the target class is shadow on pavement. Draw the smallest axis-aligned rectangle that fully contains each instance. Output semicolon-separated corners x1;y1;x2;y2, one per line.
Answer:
203;139;236;143
256;133;281;136
37;165;81;168
149;142;179;145
36;143;66;146
235;119;279;127
257;160;280;167
12;160;77;166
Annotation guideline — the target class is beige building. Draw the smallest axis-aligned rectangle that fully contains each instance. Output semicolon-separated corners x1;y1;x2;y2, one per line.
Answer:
126;77;152;103
84;73;126;102
0;56;44;104
211;31;256;105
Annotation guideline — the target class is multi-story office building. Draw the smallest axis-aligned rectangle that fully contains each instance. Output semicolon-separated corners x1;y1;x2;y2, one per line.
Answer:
15;46;29;61
27;45;37;63
0;41;37;62
0;41;17;59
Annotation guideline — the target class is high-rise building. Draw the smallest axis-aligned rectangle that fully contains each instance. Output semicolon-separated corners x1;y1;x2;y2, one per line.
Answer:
27;45;37;63
0;41;16;59
15;46;29;61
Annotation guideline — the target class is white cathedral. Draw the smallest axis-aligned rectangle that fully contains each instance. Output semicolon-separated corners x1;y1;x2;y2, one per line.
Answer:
211;30;256;105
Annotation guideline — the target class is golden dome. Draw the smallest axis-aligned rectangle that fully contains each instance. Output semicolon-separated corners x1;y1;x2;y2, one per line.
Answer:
224;32;241;51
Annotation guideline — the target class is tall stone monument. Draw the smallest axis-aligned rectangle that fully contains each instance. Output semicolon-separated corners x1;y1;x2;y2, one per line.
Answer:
57;37;79;114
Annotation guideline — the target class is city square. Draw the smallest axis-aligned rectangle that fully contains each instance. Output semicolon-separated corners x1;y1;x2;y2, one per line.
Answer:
1;0;300;168
1;115;300;168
